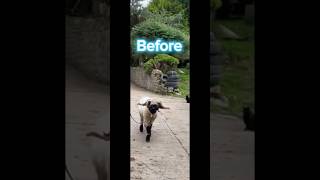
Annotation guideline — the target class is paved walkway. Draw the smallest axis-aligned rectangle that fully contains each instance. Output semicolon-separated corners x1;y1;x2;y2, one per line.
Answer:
65;66;253;180
130;83;190;180
211;113;255;180
66;65;110;180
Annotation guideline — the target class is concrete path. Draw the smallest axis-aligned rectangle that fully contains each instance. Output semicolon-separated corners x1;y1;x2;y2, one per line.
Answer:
130;83;190;180
65;66;253;180
210;113;255;180
66;65;110;180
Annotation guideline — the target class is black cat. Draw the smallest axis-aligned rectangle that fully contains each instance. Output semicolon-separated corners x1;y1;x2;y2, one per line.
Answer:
243;107;254;131
186;95;190;103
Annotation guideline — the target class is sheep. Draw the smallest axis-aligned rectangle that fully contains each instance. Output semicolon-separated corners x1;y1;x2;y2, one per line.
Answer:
137;97;169;142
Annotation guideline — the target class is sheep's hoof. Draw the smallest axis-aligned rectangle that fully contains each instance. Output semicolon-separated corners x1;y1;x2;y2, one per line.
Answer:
140;125;143;132
146;135;151;142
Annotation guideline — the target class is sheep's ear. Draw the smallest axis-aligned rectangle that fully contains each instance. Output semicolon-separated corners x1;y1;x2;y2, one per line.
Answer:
137;100;149;106
157;102;169;109
147;100;151;107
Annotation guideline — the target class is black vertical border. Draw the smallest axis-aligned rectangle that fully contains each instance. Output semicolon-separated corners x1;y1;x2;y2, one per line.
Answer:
190;0;211;179
110;0;131;179
8;1;66;179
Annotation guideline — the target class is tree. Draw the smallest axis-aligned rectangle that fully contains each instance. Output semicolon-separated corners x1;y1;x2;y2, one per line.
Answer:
131;0;144;26
148;0;185;15
142;9;186;31
147;0;189;33
176;0;189;17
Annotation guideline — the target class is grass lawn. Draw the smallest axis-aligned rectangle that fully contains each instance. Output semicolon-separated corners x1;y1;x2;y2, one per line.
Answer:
213;19;255;116
176;68;189;98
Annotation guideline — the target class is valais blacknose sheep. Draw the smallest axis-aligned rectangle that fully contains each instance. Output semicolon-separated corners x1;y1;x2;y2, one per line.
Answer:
137;97;169;142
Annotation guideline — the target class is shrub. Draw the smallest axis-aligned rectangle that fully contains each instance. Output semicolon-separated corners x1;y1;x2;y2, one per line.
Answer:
148;0;186;15
131;20;188;42
131;20;189;63
144;54;179;74
142;9;188;33
143;59;157;74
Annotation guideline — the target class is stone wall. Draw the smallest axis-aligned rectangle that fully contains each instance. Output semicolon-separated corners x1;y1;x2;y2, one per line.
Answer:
65;12;110;84
131;67;167;94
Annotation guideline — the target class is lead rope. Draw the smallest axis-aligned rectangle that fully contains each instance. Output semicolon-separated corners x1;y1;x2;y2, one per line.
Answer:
130;113;140;124
65;163;75;180
158;111;190;157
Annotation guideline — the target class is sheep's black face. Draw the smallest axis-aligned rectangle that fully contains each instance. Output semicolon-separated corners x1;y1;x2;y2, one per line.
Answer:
148;104;159;114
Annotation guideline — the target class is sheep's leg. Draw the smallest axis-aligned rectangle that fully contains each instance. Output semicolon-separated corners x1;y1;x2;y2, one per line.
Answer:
146;125;152;142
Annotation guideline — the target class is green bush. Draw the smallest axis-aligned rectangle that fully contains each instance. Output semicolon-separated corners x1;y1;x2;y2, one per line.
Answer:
131;20;188;42
131;20;189;62
148;0;186;15
142;9;188;33
143;59;157;74
146;0;189;33
144;54;179;74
